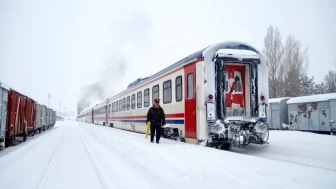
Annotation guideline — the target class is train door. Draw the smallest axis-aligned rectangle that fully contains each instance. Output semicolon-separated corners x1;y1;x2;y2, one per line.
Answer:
91;109;94;123
0;88;2;136
105;105;108;126
0;89;7;138
184;63;196;138
225;65;246;116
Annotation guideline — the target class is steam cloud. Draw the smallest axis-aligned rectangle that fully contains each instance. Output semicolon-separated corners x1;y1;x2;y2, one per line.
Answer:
76;12;152;115
77;56;128;114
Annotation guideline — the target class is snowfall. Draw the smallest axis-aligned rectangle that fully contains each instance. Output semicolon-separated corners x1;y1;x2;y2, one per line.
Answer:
0;121;335;189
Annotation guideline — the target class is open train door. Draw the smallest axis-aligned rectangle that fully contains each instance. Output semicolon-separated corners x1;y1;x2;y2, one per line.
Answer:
184;63;197;140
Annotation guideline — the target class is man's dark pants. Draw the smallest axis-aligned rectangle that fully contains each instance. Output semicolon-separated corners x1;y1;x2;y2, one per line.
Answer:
150;124;161;143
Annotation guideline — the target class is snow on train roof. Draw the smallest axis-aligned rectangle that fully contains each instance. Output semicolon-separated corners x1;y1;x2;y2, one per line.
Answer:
0;80;10;90
202;41;266;63
215;49;259;59
269;97;291;103
287;93;336;104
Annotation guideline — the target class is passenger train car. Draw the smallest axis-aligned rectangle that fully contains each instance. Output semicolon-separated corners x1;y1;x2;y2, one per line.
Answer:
77;41;270;149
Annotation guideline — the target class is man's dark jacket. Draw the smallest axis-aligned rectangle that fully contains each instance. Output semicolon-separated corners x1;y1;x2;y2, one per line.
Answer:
146;106;166;126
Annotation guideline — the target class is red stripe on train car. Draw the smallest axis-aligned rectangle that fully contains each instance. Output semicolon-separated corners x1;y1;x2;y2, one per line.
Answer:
110;113;184;119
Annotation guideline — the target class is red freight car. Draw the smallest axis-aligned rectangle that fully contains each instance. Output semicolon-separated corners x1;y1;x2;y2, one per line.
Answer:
5;89;37;146
25;98;36;136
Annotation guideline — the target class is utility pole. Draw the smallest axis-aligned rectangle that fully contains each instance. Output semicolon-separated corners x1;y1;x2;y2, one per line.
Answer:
48;94;51;108
59;101;61;117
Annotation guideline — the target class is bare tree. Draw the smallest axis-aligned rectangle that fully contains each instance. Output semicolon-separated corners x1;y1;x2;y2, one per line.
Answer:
281;36;309;97
263;26;283;98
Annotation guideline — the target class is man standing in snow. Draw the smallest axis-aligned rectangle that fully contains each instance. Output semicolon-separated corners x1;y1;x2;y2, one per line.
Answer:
146;98;165;143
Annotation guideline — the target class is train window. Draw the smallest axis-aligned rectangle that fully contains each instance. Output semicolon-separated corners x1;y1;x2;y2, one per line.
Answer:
187;73;194;99
109;104;111;113
119;99;122;111
152;85;159;105
144;88;150;107
137;91;142;108
112;102;115;112
163;80;172;104
127;96;130;110
116;101;118;112
234;71;242;92
123;98;126;111
176;76;182;102
131;94;135;109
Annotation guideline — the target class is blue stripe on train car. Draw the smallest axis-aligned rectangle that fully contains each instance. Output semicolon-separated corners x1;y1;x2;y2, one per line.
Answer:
111;119;184;124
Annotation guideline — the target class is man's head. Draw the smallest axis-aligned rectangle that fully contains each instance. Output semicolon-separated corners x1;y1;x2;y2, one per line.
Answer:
154;98;160;108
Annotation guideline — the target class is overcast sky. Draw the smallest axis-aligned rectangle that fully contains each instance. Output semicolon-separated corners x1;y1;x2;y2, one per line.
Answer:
1;0;335;114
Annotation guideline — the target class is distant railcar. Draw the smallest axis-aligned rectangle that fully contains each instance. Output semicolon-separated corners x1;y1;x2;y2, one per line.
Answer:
0;80;56;149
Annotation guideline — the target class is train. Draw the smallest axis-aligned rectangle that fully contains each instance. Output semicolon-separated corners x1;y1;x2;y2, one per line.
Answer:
77;41;270;149
0;80;56;149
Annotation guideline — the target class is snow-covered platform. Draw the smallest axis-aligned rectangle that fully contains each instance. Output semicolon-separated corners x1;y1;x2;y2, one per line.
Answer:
0;121;335;189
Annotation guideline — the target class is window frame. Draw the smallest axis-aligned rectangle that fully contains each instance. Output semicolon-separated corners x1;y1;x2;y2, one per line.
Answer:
122;98;126;111
152;84;159;105
175;76;183;102
131;94;136;109
234;70;243;92
187;73;194;99
116;101;118;112
163;80;172;104
144;88;150;107
119;99;122;111
127;96;130;110
137;91;142;108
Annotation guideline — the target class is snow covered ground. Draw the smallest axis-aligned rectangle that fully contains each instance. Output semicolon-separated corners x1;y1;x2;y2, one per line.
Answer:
0;121;335;189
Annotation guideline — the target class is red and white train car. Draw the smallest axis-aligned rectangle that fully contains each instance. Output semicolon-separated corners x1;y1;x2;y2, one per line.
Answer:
78;41;270;149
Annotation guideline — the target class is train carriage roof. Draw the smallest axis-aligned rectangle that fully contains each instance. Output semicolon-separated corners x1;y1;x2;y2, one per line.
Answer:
111;41;263;97
1;80;45;105
90;41;265;109
0;80;10;91
269;97;291;103
287;93;336;104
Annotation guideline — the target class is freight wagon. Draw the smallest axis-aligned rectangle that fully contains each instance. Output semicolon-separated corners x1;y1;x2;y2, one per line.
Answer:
267;93;336;135
0;80;56;149
0;81;9;149
77;41;270;149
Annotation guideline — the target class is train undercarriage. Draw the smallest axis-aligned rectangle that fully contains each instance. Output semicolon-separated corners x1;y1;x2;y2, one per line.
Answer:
206;116;269;149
